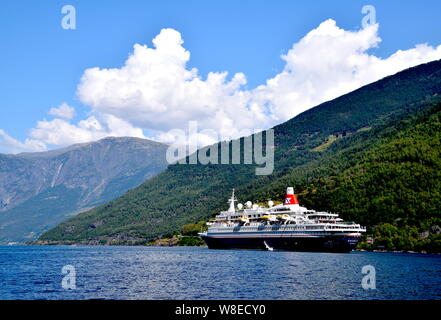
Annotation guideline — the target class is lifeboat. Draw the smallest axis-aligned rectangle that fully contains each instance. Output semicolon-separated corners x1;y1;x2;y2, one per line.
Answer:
237;216;249;225
262;215;278;222
277;214;294;221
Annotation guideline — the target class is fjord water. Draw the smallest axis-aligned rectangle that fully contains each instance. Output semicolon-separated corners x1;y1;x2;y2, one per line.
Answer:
0;246;440;300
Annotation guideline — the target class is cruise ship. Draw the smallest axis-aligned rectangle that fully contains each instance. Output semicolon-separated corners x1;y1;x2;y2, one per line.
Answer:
199;187;366;252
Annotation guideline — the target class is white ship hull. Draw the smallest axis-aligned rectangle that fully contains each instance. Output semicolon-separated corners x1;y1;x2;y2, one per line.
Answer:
200;187;365;253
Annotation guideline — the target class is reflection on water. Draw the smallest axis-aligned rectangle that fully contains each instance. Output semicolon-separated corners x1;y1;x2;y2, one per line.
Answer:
0;246;440;300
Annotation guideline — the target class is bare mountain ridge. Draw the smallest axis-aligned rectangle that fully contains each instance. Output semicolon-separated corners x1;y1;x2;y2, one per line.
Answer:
0;137;169;242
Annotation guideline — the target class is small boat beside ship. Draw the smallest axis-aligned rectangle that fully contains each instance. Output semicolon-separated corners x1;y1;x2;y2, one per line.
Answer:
199;187;366;252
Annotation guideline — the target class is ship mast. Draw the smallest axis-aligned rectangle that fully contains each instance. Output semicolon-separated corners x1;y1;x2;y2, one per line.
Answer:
227;188;237;213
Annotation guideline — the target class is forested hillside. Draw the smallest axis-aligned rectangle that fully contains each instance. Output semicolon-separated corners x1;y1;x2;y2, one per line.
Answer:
39;60;441;250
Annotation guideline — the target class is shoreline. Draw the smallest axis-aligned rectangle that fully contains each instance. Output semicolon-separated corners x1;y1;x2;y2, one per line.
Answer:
355;248;440;255
4;242;440;255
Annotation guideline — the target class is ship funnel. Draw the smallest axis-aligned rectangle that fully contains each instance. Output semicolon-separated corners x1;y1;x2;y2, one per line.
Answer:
284;187;299;207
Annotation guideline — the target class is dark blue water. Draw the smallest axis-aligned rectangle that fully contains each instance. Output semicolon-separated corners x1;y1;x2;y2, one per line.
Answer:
0;246;440;300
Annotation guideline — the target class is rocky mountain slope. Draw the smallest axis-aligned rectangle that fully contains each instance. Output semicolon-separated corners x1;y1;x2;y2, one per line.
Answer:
0;137;169;243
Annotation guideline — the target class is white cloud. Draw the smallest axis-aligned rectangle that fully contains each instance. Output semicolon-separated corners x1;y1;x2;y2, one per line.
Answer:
0;129;47;154
252;20;441;121
0;114;146;154
77;28;259;142
0;104;146;153
1;19;441;154
48;103;76;120
77;21;441;143
28;115;145;148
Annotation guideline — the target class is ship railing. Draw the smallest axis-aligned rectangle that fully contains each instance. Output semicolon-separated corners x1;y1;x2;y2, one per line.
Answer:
208;223;367;232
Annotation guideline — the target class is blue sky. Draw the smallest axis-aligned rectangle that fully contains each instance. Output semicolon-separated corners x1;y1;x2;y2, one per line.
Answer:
1;0;440;152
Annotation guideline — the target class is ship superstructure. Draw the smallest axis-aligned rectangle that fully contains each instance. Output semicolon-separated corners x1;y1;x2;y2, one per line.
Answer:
199;187;366;252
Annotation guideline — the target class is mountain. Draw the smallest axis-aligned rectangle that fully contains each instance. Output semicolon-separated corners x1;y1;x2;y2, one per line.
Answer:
0;137;169;243
39;59;441;247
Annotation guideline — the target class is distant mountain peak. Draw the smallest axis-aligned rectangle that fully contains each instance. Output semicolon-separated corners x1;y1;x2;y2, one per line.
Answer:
11;136;166;159
0;136;169;243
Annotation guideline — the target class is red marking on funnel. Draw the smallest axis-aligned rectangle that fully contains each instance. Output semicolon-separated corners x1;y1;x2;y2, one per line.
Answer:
284;193;299;205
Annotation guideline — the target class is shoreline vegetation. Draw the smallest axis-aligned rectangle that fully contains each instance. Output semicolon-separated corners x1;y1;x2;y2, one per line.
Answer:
22;241;441;255
28;221;441;254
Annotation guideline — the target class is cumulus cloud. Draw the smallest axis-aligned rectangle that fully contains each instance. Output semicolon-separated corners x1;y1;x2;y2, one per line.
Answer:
1;19;441;154
0;114;146;153
0;129;47;154
77;28;260;142
48;103;76;120
28;114;145;147
77;21;441;143
253;20;441;120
